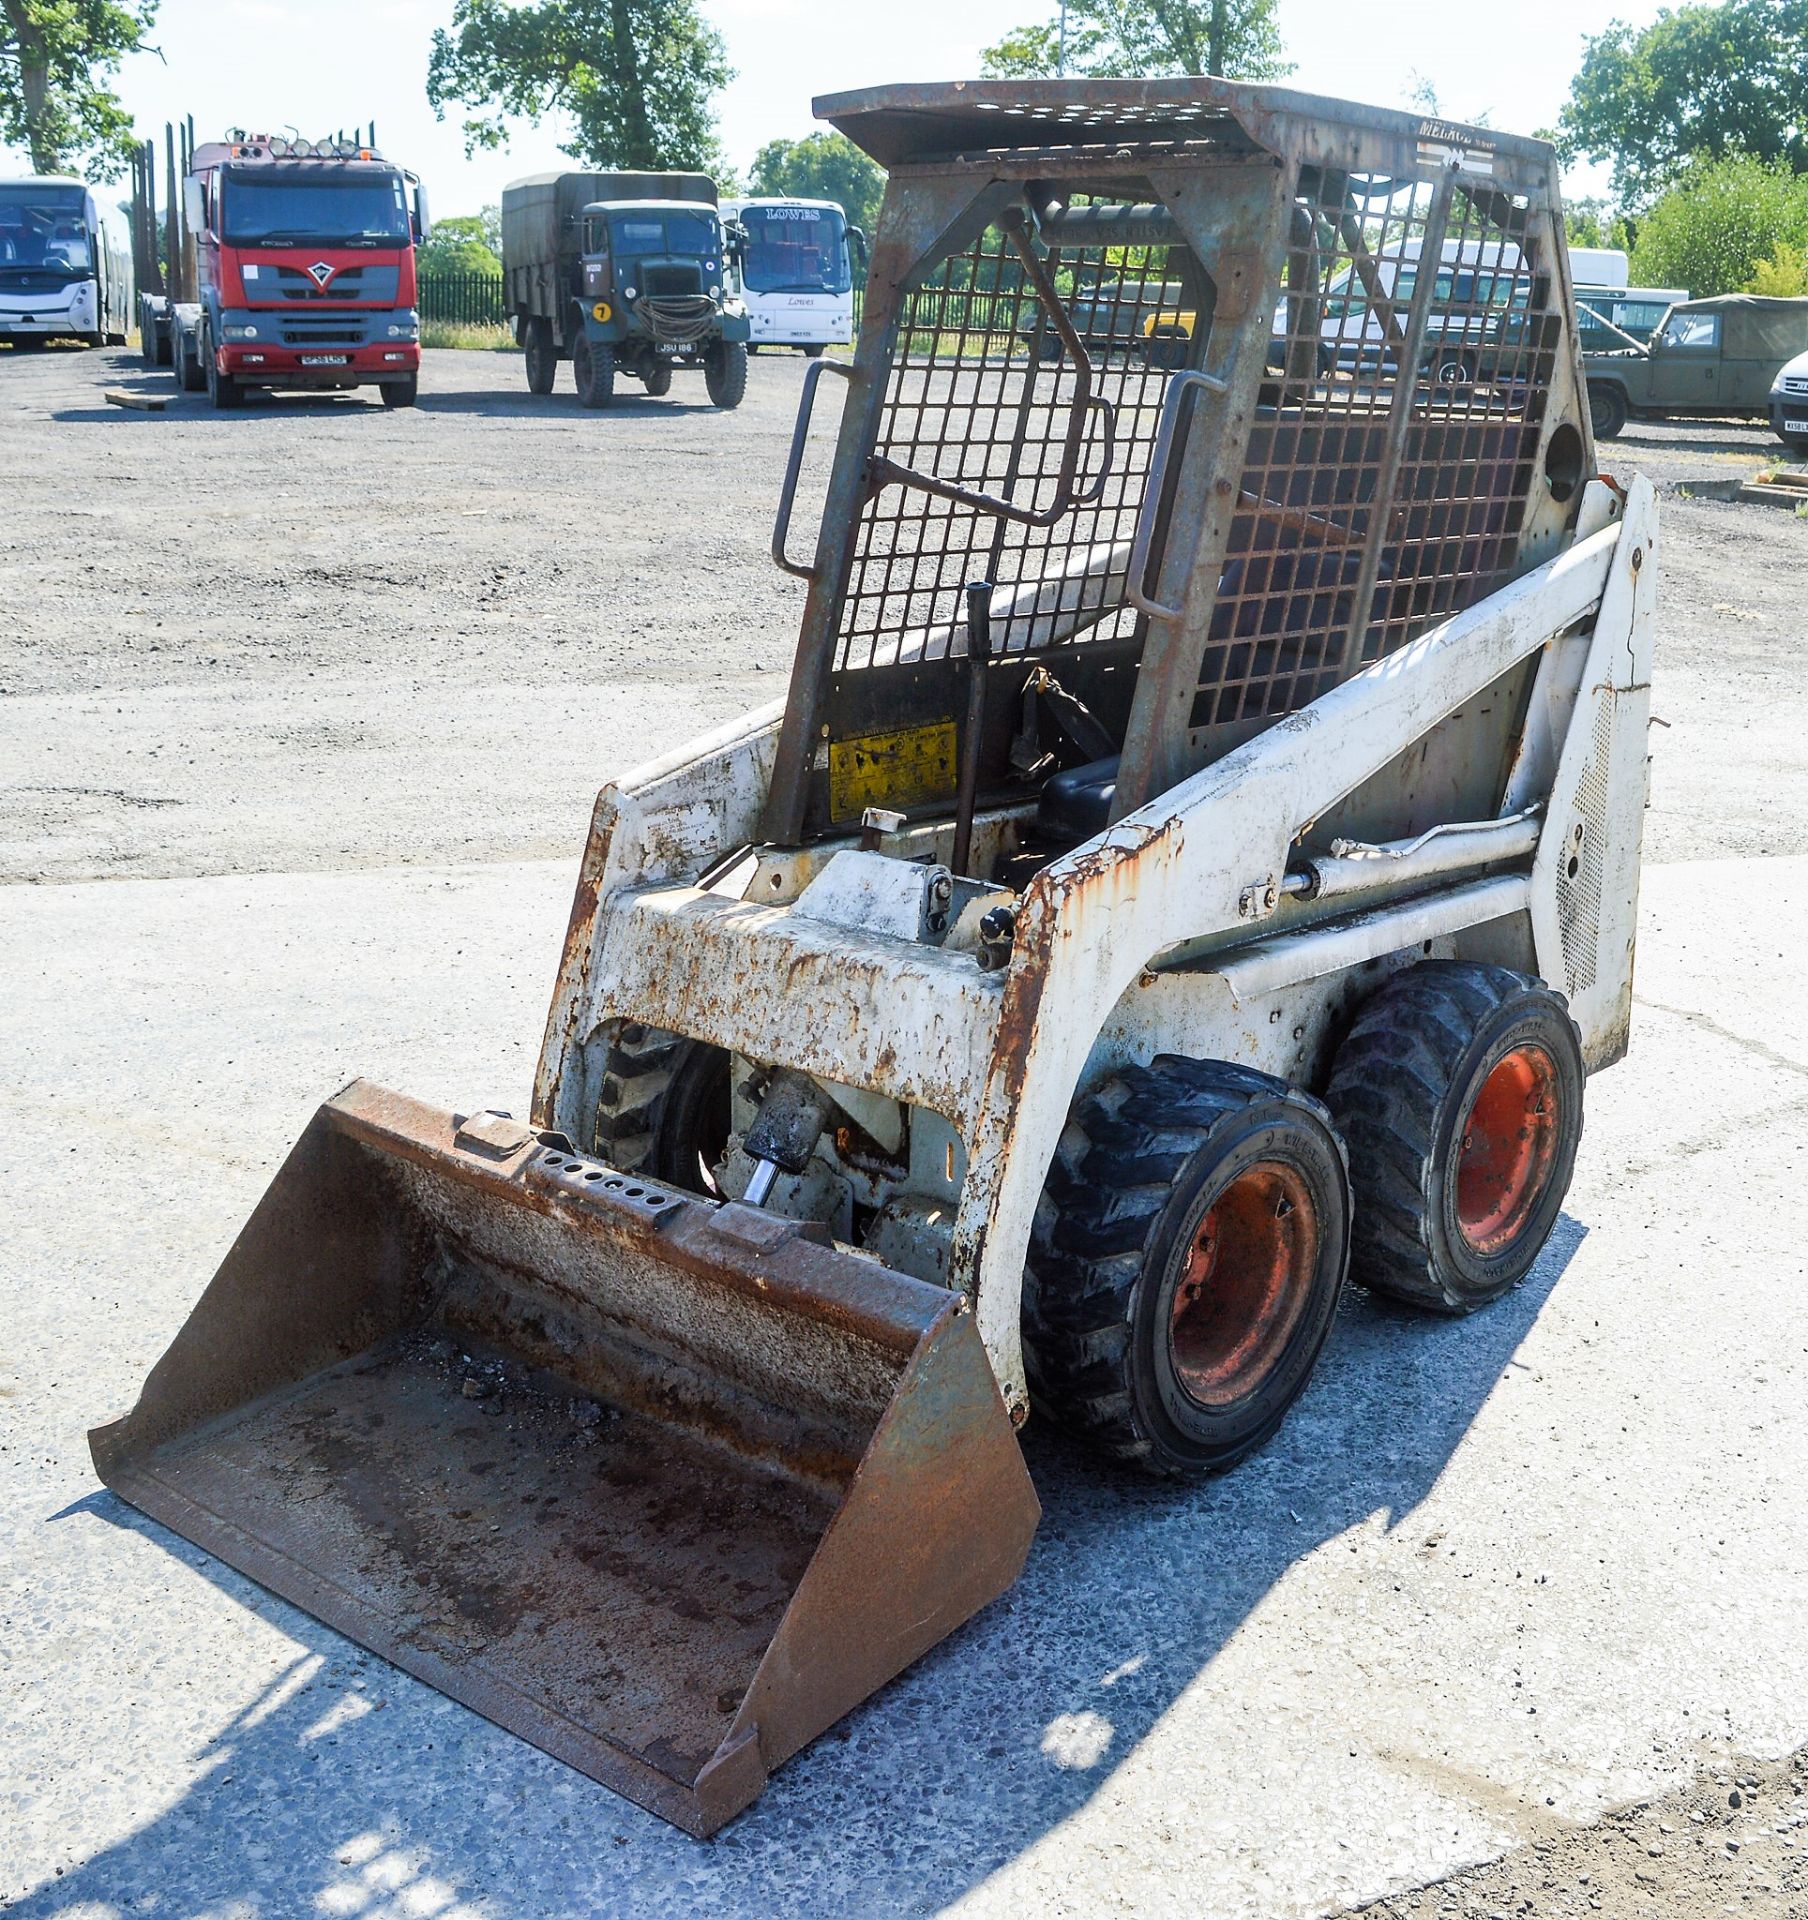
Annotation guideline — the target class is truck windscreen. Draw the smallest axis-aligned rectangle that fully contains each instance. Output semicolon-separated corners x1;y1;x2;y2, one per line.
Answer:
0;187;92;274
740;206;849;295
222;170;409;245
610;211;720;256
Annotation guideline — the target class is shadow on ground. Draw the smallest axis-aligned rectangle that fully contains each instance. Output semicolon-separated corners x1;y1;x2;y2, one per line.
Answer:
12;1224;1582;1920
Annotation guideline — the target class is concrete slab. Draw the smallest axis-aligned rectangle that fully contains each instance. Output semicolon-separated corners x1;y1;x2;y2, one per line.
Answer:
3;854;1806;1917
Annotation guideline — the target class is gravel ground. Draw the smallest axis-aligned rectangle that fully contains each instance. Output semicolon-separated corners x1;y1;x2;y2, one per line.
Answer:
4;346;1808;1919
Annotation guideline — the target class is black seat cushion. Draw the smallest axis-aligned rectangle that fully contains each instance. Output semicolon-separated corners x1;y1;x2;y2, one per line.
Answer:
1037;754;1120;844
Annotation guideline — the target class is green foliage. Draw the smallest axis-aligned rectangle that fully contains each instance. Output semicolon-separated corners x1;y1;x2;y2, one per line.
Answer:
1564;197;1634;254
0;0;157;179
1627;153;1808;298
418;212;501;278
1748;240;1808;295
1558;0;1808;204
747;131;883;233
427;0;731;173
980;0;1289;83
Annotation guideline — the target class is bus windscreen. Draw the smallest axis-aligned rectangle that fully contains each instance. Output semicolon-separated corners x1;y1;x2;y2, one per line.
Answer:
740;206;849;295
0;187;92;274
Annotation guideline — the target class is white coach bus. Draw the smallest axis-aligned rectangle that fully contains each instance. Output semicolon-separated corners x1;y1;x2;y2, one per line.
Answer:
723;196;864;355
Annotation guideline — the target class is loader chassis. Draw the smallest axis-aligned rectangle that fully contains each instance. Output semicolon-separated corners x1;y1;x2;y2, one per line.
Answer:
95;79;1654;1837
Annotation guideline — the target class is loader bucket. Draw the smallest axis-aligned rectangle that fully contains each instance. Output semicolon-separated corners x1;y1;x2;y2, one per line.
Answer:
90;1081;1038;1836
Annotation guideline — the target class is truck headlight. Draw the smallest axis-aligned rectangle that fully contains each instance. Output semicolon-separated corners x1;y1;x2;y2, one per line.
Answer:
223;324;259;340
385;321;419;340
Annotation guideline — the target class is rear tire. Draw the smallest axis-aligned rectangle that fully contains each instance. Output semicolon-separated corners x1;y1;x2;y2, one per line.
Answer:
381;375;418;408
704;339;748;409
1326;961;1584;1314
1025;1057;1350;1477
573;331;615;409
178;327;205;392
801;343;825;359
524;316;556;395
1588;381;1628;440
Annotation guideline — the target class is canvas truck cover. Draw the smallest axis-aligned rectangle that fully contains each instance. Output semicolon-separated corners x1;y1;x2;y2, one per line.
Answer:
501;171;719;272
1685;293;1808;363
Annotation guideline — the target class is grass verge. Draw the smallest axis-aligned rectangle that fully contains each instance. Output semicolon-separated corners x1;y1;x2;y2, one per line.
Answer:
422;322;519;352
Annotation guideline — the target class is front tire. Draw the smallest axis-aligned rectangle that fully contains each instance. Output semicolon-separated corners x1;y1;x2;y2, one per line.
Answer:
573;331;615;409
591;1023;732;1195
1025;1057;1350;1477
178;327;205;392
1588;381;1628;440
381;374;418;409
204;334;242;409
1326;961;1584;1314
704;339;748;409
1778;431;1808;459
524;316;556;395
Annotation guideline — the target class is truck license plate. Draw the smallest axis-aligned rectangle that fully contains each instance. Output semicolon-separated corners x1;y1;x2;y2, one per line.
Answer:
300;353;348;366
1786;417;1808;434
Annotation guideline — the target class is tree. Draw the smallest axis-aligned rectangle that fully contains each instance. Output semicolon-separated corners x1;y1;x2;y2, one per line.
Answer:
1557;0;1808;204
748;131;883;233
0;0;157;180
417;213;501;278
1627;152;1808;297
427;0;731;174
980;0;1289;83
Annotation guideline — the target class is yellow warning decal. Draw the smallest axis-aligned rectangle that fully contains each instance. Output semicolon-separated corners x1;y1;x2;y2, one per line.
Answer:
828;721;957;819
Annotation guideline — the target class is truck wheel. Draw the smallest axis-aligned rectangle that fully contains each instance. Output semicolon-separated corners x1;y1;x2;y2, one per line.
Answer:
1326;961;1584;1315
1142;324;1189;372
204;332;242;410
591;1022;732;1195
573;333;615;409
178;327;205;393
642;360;673;397
381;375;418;409
1588;382;1628;440
705;339;748;409
524;317;556;395
1024;1057;1350;1477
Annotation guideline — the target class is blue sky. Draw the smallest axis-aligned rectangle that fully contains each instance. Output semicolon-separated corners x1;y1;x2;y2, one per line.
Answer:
10;0;1658;215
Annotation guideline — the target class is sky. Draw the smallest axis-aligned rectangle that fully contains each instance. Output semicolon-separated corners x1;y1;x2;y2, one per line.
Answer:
8;0;1662;217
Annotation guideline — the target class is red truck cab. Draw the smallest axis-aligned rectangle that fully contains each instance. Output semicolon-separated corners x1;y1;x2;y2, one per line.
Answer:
183;134;428;409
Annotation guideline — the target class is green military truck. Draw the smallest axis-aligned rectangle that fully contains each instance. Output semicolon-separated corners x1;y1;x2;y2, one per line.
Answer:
1583;292;1808;439
501;171;750;409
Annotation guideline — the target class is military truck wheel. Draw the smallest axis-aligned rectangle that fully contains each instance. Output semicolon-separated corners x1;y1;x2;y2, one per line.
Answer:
381;375;418;409
1326;961;1584;1315
642;360;673;397
524;317;556;395
705;339;748;409
592;1022;733;1195
1588;381;1628;439
1024;1057;1350;1477
573;333;615;409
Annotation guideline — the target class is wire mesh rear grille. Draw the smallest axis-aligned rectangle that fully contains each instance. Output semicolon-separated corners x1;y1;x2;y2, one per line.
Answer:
833;222;1179;672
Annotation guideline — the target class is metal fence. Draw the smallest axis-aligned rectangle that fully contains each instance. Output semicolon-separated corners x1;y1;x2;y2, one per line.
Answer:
419;272;507;328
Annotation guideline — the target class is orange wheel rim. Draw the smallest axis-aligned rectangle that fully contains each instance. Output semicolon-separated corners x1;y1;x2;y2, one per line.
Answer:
1455;1045;1561;1254
1169;1162;1319;1409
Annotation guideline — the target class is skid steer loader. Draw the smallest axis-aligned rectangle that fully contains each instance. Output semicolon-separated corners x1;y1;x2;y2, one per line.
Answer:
93;80;1657;1836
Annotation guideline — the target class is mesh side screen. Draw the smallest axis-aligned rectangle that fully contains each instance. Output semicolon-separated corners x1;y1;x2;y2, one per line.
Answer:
833;219;1186;674
1191;175;1555;736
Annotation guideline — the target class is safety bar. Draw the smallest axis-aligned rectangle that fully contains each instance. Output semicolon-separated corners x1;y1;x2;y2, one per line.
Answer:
1125;367;1229;621
772;357;857;581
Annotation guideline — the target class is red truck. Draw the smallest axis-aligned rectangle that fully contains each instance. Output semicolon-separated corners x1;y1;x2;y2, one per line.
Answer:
136;124;429;409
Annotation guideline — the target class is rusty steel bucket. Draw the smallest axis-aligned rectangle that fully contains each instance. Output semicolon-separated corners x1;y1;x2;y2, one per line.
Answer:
90;1081;1039;1836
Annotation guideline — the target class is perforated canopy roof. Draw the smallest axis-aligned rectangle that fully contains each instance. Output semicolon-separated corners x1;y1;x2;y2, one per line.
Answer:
813;78;1549;171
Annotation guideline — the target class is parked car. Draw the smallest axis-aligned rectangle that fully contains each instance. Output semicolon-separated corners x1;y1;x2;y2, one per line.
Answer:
1770;349;1808;457
1573;285;1689;353
1582;293;1808;438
